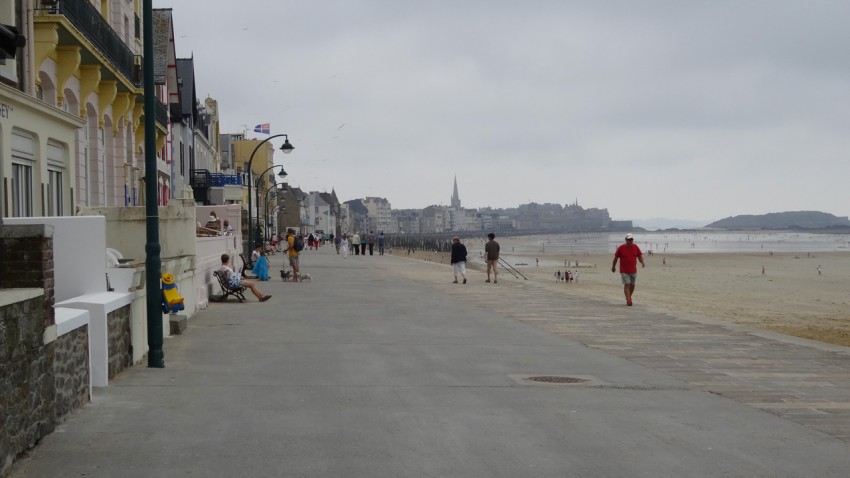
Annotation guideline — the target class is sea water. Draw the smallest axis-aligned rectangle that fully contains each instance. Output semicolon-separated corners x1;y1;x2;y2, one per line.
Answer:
514;232;850;255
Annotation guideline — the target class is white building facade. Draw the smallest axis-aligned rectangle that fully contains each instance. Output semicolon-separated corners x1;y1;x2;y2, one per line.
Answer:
362;196;392;233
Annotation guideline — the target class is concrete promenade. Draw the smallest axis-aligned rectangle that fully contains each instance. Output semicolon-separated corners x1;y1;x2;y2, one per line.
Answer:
10;245;850;477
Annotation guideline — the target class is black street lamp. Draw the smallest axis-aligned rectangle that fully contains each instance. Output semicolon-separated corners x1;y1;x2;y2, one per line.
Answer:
253;165;287;247
246;135;293;251
263;187;280;242
257;183;286;241
143;0;163;368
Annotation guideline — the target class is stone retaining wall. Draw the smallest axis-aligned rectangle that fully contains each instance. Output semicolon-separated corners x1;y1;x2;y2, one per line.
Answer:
53;326;91;420
1;225;90;478
108;305;132;379
0;296;56;477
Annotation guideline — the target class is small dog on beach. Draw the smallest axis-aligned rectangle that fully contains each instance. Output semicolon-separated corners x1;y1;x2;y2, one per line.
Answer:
298;273;313;282
280;270;292;280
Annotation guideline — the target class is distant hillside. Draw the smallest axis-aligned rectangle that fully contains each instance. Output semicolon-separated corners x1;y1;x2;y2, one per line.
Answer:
633;218;712;230
706;211;850;230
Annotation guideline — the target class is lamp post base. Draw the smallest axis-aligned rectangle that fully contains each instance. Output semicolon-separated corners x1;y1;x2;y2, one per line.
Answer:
147;350;165;368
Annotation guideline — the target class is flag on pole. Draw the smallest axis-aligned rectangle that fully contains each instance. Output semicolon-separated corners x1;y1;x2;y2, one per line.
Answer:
253;123;270;134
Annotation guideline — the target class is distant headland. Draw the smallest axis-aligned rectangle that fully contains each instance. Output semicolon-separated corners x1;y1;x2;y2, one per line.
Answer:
705;211;850;231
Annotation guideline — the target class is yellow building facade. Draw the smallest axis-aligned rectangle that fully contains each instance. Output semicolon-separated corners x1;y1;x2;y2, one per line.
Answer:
1;0;171;218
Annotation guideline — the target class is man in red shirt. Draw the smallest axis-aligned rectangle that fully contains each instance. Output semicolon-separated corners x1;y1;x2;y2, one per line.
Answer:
611;233;645;306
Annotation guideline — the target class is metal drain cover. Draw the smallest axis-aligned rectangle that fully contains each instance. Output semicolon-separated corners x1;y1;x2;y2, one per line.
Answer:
509;374;607;386
527;376;589;384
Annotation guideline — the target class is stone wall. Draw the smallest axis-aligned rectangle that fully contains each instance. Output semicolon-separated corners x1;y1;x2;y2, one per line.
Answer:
0;224;55;326
53;326;91;421
0;296;56;477
1;225;90;478
108;305;132;379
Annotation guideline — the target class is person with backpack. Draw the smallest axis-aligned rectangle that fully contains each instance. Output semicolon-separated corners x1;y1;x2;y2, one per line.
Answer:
284;228;303;282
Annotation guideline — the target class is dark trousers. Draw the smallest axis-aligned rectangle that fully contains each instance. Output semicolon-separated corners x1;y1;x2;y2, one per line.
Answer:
368;243;374;255
353;244;360;255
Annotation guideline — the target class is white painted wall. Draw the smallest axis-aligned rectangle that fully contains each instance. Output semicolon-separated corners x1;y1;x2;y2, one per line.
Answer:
79;199;199;260
194;234;243;309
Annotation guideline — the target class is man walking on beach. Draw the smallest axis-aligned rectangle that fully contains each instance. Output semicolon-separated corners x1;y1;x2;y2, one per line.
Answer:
611;233;645;306
485;232;500;283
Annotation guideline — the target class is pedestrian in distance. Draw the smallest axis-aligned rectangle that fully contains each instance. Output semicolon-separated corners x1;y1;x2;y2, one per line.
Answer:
611;233;645;306
351;232;361;256
485;232;500;283
450;236;468;284
367;231;377;255
378;232;386;255
341;234;350;258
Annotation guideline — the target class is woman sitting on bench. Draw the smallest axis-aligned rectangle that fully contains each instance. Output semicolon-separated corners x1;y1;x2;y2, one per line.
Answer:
218;254;271;302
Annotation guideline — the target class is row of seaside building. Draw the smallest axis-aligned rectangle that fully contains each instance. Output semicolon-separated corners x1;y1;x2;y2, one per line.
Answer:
0;2;630;238
0;1;356;238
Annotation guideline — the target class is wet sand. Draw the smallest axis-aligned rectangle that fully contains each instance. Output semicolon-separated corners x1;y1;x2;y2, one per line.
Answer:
392;236;850;347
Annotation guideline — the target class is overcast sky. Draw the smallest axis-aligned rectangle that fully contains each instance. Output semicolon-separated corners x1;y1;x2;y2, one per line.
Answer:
155;0;850;223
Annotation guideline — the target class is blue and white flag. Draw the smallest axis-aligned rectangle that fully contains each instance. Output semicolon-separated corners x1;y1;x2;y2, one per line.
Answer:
253;123;270;134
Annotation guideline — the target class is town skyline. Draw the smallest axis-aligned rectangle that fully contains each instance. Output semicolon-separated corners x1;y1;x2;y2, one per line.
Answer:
158;0;850;222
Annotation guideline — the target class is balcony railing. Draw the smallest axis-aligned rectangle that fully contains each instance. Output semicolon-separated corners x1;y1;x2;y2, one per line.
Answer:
38;0;137;86
209;173;244;187
136;97;169;128
155;100;168;127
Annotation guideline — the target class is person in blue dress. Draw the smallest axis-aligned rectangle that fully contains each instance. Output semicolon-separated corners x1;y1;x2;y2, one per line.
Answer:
252;250;270;281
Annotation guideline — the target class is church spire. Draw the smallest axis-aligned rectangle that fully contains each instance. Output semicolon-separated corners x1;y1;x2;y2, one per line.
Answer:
451;175;461;208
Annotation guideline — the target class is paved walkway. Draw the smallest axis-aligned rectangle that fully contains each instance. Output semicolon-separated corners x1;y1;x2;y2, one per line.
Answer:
9;246;850;477
394;255;850;442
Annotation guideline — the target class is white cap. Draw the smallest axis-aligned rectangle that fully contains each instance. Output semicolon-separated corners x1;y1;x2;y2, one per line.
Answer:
625;233;634;240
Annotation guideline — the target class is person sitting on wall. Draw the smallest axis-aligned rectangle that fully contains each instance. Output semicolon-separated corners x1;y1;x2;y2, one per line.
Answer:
205;210;222;231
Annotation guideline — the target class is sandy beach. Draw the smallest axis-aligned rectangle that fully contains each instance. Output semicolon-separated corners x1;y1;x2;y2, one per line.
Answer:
394;235;850;347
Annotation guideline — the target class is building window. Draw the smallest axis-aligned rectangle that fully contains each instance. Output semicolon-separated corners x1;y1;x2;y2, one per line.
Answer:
11;130;36;216
47;169;64;216
11;163;33;217
46;141;67;216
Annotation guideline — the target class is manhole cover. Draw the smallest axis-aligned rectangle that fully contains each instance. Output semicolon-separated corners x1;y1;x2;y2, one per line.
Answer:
527;376;589;384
